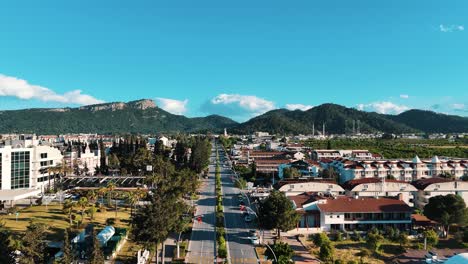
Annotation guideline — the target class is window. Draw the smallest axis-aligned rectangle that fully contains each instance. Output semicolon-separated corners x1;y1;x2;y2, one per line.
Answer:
10;151;30;189
40;161;48;167
40;153;47;159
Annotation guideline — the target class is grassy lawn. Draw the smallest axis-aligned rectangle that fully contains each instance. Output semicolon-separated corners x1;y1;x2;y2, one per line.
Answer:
0;203;131;241
302;238;405;264
114;238;144;264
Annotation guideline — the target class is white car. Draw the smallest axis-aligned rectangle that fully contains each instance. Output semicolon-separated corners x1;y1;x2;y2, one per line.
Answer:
248;236;260;245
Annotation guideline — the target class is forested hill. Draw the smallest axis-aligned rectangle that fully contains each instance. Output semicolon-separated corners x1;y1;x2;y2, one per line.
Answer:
232;104;468;134
0;100;467;134
0;99;238;134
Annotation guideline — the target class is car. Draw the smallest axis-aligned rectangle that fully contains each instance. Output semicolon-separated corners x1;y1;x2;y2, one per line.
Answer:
244;216;252;223
248;236;260;245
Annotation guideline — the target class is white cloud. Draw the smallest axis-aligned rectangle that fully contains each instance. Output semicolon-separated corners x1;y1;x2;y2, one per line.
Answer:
400;94;409;99
452;103;465;110
201;93;276;121
155;97;188;115
210;94;275;113
356;101;409;114
285;103;314;111
439;24;465;32
0;73;104;105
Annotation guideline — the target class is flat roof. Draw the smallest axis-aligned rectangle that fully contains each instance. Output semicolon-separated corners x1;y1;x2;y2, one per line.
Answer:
0;189;41;201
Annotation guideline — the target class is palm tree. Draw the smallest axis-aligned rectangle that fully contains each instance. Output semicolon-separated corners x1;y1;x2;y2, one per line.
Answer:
126;192;138;217
107;181;119;217
86;190;98;204
107;181;116;207
63;199;75;225
77;197;89;222
97;187;107;205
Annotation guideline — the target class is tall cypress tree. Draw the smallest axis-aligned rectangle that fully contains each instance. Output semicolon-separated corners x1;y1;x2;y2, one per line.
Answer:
88;228;105;264
61;228;73;264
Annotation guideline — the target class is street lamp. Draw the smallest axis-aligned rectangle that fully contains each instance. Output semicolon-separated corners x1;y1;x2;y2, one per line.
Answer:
264;243;278;263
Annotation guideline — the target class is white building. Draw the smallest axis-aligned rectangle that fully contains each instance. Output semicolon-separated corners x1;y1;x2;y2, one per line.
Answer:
412;178;468;209
0;144;63;194
289;193;412;234
279;181;344;196
342;178;418;207
329;156;468;183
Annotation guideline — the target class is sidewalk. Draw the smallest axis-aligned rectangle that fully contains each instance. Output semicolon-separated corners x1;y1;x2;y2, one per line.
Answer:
283;235;321;264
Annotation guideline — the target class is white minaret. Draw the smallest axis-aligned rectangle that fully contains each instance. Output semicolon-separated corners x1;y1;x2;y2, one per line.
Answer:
322;123;325;136
312;123;315;136
224;128;228;137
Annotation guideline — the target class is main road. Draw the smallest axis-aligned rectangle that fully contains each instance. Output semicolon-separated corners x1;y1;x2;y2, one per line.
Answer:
218;146;258;264
186;145;217;264
186;142;258;264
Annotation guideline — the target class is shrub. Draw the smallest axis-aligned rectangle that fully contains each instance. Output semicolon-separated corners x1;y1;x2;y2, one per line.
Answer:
106;218;116;226
319;242;334;262
313;232;330;247
366;233;384;252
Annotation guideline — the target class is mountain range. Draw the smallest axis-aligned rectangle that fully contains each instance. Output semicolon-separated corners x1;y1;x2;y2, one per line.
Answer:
0;99;467;134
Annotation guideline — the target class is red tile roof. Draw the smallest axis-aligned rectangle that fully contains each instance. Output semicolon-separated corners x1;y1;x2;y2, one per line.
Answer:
342;178;408;190
411;177;454;190
317;196;412;213
289;192;326;209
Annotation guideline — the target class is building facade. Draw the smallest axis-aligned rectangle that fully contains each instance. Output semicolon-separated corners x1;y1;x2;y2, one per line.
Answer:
0;145;63;191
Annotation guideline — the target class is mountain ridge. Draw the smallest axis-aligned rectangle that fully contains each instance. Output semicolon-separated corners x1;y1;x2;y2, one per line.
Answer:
0;100;467;134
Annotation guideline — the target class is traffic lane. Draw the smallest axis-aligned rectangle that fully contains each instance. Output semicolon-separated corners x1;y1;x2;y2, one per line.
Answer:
186;156;217;263
221;167;258;261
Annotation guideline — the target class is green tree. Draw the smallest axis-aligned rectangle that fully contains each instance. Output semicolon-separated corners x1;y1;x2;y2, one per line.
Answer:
366;233;384;253
61;228;73;264
88;228;105;264
19;222;48;264
319;242;334;263
265;242;294;264
77;197;89;221
258;190;300;238
63;199;75;225
423;230;439;249
312;233;331;247
423;194;468;236
0;226;16;264
397;232;409;249
132;195;184;263
108;153;120;170
283;167;301;179
87;205;98;221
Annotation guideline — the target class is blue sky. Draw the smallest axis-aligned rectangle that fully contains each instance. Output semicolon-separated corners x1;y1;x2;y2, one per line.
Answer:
0;0;467;121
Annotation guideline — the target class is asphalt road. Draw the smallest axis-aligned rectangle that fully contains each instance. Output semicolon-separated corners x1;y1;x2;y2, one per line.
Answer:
186;148;217;264
218;148;259;264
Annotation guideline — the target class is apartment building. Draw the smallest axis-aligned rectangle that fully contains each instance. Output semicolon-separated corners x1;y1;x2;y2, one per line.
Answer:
329;156;468;183
342;178;418;207
412;178;468;209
